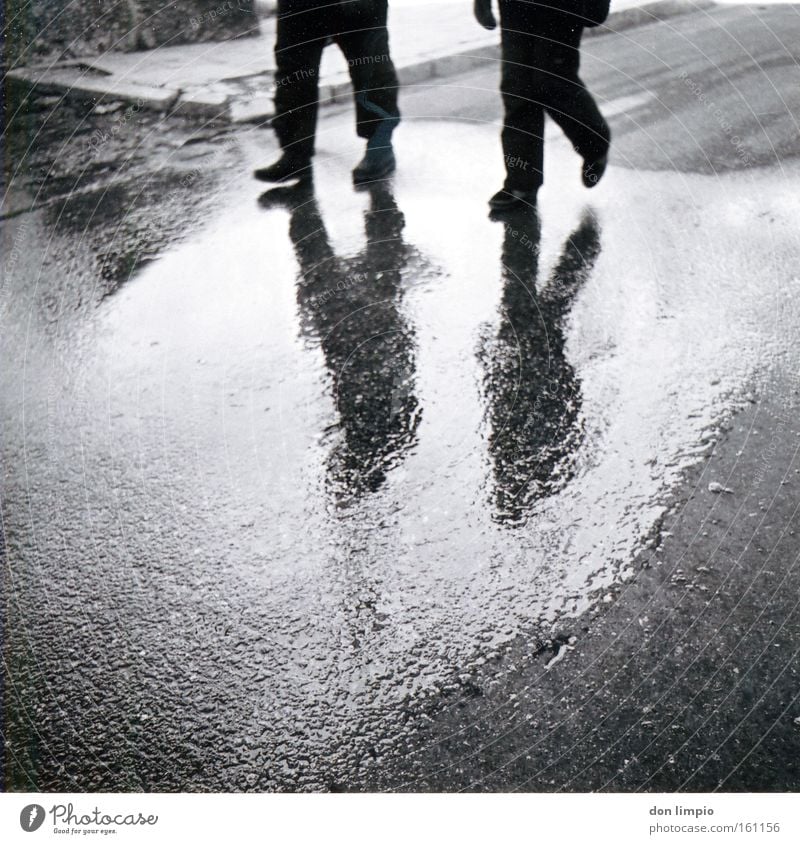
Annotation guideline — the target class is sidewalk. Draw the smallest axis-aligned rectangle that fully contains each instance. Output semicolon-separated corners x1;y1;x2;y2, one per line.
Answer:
7;0;710;124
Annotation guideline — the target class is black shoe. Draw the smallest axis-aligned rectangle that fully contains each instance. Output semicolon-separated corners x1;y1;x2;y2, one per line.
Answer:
582;154;608;188
254;154;312;184
352;144;396;185
488;186;538;212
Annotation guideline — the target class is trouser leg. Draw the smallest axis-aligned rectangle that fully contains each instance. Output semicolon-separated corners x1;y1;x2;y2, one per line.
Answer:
537;34;610;163
336;0;400;142
498;1;609;188
272;4;326;161
500;28;546;190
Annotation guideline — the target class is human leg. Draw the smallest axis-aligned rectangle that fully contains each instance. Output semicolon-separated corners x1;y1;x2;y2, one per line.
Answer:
337;1;400;183
337;0;400;141
260;1;326;180
537;34;610;172
488;19;545;209
494;1;610;198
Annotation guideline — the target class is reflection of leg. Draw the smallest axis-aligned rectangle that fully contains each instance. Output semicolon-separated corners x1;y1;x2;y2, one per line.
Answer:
364;183;404;244
487;210;596;522
500;208;541;289
287;198;337;290
283;185;417;501
363;182;407;274
544;210;602;316
327;215;416;499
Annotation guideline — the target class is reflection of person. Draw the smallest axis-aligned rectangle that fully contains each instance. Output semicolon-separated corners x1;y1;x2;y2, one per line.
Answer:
480;208;601;524
475;0;611;211
260;182;420;500
255;0;400;187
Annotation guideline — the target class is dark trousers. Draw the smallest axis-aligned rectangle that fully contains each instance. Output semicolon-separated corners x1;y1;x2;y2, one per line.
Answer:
272;0;400;161
498;0;609;190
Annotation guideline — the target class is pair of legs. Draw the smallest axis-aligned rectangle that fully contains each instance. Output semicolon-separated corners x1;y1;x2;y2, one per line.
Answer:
257;0;400;185
492;0;610;208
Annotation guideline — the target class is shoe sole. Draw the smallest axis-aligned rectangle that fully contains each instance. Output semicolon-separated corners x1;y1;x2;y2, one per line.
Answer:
488;194;537;211
352;160;396;186
253;168;312;185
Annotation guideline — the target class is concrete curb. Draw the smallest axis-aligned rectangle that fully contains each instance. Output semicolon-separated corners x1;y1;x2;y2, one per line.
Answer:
7;0;715;124
7;65;181;112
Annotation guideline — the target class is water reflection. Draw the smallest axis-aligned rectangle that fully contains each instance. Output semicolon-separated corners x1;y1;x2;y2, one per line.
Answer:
263;183;421;503
481;209;602;524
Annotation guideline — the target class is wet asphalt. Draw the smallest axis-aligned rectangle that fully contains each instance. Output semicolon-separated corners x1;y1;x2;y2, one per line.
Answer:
2;3;800;791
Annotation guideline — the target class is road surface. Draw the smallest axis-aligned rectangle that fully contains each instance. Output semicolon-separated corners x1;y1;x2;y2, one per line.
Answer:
2;2;800;791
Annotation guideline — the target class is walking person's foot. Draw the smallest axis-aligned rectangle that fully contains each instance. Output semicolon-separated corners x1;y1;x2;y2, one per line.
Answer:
582;153;608;188
488;186;538;212
352;141;396;185
254;153;312;184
